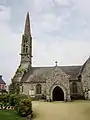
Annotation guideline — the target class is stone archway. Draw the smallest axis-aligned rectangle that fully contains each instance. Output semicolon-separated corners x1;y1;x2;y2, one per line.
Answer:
53;86;64;101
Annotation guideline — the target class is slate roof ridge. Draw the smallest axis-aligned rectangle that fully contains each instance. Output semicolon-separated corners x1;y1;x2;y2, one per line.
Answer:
32;65;82;68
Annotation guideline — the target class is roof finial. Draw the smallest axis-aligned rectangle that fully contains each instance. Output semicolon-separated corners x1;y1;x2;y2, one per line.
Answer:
55;61;58;66
24;12;31;36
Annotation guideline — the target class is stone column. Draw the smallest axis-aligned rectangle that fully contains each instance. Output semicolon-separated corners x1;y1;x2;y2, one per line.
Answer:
84;88;88;99
65;90;71;102
46;95;50;102
67;94;71;102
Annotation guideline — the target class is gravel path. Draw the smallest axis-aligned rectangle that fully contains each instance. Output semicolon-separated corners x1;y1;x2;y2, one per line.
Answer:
32;100;90;120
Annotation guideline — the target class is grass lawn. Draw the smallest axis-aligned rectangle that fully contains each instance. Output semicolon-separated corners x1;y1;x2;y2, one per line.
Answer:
0;110;25;120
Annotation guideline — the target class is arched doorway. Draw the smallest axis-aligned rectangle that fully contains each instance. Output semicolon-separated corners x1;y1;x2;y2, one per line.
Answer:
53;86;64;101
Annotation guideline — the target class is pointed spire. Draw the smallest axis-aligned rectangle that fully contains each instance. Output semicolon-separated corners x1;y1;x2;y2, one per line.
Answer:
24;12;31;36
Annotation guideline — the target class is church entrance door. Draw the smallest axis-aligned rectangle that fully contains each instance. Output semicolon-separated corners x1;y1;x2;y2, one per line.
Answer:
53;86;64;101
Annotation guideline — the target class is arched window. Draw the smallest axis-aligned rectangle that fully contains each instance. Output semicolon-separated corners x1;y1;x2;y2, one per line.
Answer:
72;82;77;93
23;44;25;53
26;46;28;53
36;84;42;94
23;44;28;53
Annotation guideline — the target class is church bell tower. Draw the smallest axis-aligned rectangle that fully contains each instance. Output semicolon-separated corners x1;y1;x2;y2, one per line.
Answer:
20;12;32;69
10;12;32;89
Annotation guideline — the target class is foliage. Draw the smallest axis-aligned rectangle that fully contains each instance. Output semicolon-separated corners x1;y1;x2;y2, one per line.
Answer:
18;67;25;73
19;94;28;100
9;94;19;106
0;89;8;95
15;82;20;94
9;82;16;94
0;95;3;102
14;94;29;111
0;94;10;109
9;82;20;94
2;94;10;103
18;98;32;117
0;93;32;117
0;102;3;109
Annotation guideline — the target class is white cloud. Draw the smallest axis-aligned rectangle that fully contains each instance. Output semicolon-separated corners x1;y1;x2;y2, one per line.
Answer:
32;36;90;66
29;0;90;67
0;5;10;21
52;0;70;6
74;0;90;16
40;13;61;32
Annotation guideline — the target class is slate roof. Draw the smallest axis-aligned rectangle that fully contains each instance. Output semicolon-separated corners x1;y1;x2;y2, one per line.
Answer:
0;75;6;84
21;65;82;82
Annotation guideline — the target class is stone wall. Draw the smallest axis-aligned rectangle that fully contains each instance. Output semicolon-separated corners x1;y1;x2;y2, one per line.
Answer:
81;59;90;92
22;82;46;96
69;81;83;97
45;67;71;101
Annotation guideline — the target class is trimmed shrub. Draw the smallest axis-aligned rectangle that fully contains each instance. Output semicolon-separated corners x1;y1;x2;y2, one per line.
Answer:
0;94;10;109
18;98;32;117
14;94;29;111
19;94;28;100
3;94;10;103
9;94;19;106
0;95;3;102
0;94;10;103
0;102;3;109
0;94;32;118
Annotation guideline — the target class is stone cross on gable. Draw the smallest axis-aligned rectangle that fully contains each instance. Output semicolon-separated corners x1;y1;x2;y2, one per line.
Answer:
55;61;58;66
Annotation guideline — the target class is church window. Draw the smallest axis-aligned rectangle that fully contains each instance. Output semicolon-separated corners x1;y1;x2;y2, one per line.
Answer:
23;36;28;43
22;86;23;92
23;44;28;53
25;38;28;43
23;44;25;53
23;39;25;44
72;82;77;93
36;84;42;94
26;46;28;53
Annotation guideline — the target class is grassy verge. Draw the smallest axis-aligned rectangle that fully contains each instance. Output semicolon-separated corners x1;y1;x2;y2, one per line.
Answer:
0;110;25;120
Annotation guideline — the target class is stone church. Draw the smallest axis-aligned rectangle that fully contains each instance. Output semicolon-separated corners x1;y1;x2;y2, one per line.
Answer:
11;12;90;101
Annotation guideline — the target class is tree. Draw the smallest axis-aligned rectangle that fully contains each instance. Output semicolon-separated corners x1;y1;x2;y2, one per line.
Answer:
9;82;20;95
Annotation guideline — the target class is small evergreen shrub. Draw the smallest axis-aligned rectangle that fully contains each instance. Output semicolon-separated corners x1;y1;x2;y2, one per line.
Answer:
9;94;19;106
19;94;28;100
18;98;32;117
0;94;10;109
3;94;10;103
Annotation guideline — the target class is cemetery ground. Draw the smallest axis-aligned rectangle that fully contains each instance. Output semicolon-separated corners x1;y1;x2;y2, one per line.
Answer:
32;100;90;120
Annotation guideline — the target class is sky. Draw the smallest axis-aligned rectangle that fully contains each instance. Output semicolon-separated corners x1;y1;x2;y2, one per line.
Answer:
0;0;90;84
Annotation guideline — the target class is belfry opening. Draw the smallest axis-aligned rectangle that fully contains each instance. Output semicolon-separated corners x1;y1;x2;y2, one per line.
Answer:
53;86;64;101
